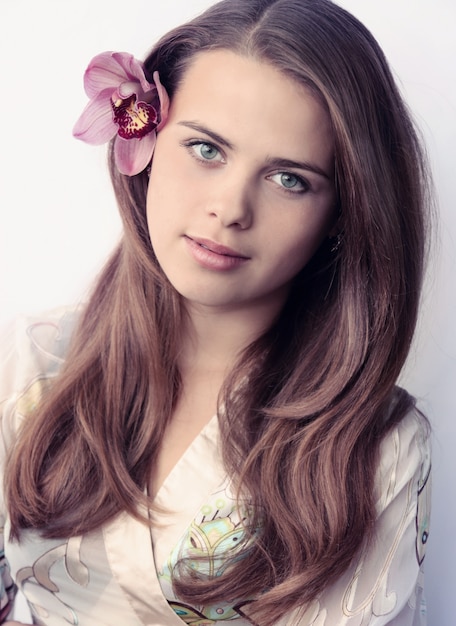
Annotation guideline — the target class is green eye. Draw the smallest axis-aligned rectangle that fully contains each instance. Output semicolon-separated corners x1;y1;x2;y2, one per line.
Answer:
183;139;225;164
269;172;309;193
280;173;300;188
199;143;219;160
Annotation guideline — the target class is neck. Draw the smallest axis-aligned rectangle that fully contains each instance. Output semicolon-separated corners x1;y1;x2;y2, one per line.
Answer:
179;297;284;376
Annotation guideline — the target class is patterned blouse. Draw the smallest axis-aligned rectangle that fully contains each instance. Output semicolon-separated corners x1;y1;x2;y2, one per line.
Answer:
0;308;431;625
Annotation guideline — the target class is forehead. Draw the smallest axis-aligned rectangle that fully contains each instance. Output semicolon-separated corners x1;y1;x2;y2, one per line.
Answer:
168;49;333;163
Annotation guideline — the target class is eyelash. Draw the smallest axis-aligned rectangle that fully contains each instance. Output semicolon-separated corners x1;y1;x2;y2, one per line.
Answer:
181;140;225;164
268;172;310;195
181;139;311;195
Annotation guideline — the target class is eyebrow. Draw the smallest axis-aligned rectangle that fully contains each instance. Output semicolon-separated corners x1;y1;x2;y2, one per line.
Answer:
177;120;331;180
264;157;331;181
178;121;234;150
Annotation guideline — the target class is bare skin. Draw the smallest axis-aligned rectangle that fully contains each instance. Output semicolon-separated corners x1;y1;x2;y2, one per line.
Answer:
151;298;274;493
147;51;336;496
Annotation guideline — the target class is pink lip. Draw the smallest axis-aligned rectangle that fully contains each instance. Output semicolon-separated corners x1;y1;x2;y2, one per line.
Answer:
184;236;250;271
189;236;248;258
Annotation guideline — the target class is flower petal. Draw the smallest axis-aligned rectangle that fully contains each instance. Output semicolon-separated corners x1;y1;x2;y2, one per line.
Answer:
73;89;117;144
153;71;170;131
112;52;153;94
114;133;157;176
116;80;152;101
84;52;132;98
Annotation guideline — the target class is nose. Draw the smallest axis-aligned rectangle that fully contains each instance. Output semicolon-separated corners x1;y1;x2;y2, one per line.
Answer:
207;174;254;229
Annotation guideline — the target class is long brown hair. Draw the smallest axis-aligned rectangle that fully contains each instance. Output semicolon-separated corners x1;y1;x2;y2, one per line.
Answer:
6;0;431;623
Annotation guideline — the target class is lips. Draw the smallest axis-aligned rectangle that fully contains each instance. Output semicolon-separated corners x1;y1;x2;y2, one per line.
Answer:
184;235;250;271
186;236;249;259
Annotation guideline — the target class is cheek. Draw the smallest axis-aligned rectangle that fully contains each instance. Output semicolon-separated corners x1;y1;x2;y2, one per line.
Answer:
145;177;169;249
281;236;321;277
270;209;334;268
146;136;178;220
146;155;196;225
145;163;174;230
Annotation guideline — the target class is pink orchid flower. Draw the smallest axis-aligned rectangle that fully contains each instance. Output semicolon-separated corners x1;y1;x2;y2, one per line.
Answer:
73;51;169;176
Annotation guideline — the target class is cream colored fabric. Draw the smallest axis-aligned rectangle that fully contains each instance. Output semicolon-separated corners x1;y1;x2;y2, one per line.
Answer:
0;309;431;625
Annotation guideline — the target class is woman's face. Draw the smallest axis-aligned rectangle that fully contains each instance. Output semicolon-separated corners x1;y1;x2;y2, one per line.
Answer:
147;50;336;316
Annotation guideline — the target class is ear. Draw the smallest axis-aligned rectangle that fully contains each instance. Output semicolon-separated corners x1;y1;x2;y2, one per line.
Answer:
153;71;170;131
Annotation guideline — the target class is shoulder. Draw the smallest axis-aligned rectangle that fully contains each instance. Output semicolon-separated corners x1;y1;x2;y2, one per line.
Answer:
375;406;431;516
276;405;432;626
373;404;432;587
0;305;81;447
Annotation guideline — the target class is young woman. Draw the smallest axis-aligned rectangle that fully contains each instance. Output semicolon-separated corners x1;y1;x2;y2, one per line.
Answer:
0;0;432;624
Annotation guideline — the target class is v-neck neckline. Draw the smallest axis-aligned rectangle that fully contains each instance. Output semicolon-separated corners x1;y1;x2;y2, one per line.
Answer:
103;413;226;625
151;413;226;569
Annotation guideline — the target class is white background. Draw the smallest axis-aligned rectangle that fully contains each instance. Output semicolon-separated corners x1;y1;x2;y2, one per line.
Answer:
0;1;454;624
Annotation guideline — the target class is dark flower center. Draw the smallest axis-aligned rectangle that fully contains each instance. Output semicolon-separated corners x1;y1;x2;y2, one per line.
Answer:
111;95;158;140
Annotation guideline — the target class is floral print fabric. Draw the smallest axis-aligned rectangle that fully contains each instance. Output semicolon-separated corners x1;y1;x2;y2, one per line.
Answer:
0;309;431;625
